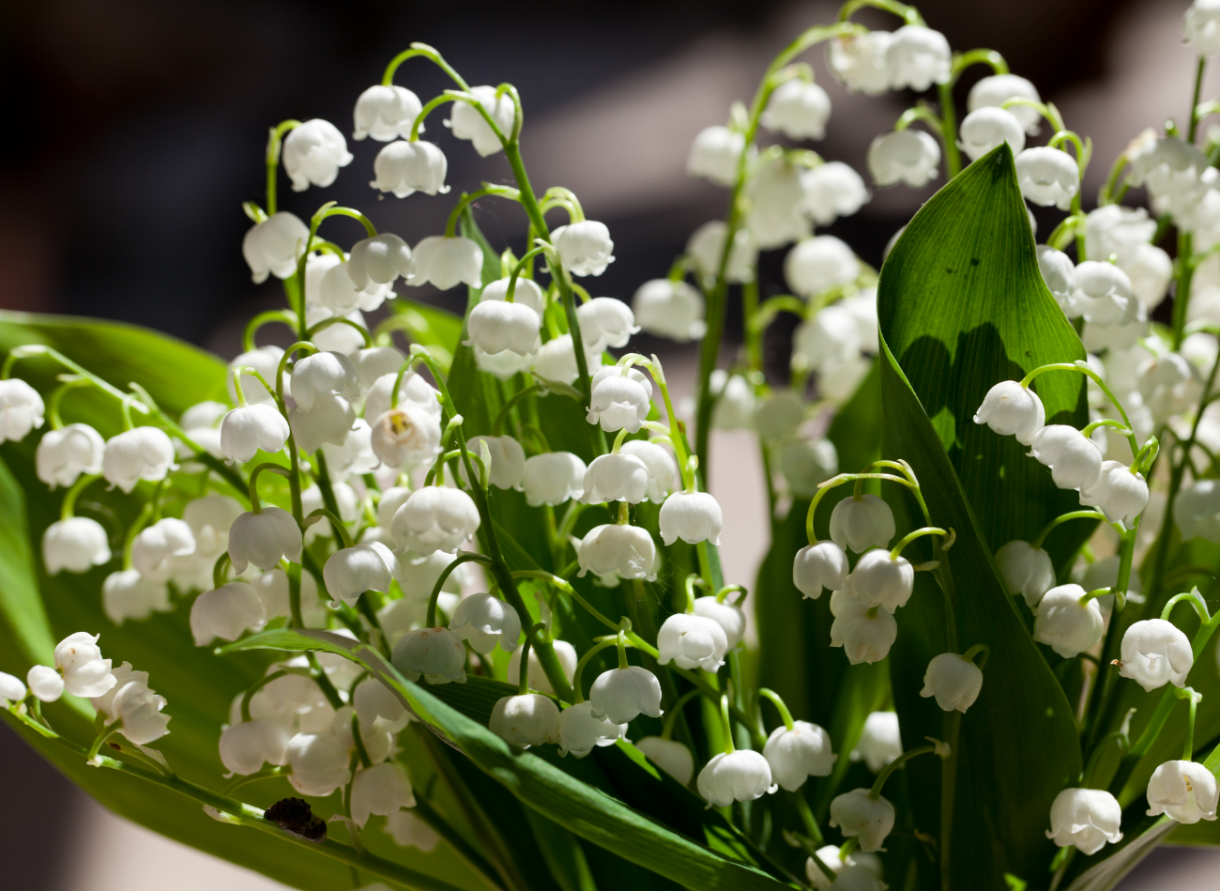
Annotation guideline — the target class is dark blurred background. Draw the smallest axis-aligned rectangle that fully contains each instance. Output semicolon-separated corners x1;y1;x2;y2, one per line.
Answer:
2;0;1216;887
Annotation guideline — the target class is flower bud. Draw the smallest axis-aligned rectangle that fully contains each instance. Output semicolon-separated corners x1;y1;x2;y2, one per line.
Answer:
489;693;562;747
1119;619;1193;692
1037;246;1076;310
830;594;898;665
55;632;116;698
1015;147;1079;210
848;549;914;612
103;569;170;625
829;788;895;853
353;83;422;141
1174;479;1220;542
794;541;850;599
558;700;628;758
523;452;586;505
1186;0;1220;56
967;74;1042;133
191;581;267;646
826;31;893;95
687;221;757;286
582;453;651;504
450;593;521;654
1030;425;1103;491
508;640;577;696
802;161;869;227
920;653;984;713
698;750;777;807
659;491;723;546
466;299;541;357
323;542;395;607
589;666;663;724
634;736;695;785
242;212;309;283
390;486;480;555
785;235;860;298
386;809;440;851
220;717;291;776
0;671;26;704
1146;759;1219;823
351;761;415;827
370;404;443;469
577;524;658;582
107;674;170;745
43;517;111;575
102;426;176;493
577;297;639;351
1033;584;1104;657
26;665;63;702
853;711;901;772
448;85;514;157
282;119;352;191
353;677;411;733
761;78;831;140
693;595;746;650
553;221;615;277
973;381;1045;445
958;107;1025;162
657;613;729;673
286;730;352;797
687;125;745;185
228;507;302;573
995;540;1055;608
392;627;467;684
1046;788;1123;853
763;721;836;791
868;130;940;188
829;495;895;553
35;423;104;489
1079;461;1149;525
467;434;527;491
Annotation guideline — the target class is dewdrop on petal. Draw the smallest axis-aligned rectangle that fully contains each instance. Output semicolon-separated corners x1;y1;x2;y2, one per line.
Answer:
1146;759;1219;824
1079;461;1149;526
1119;619;1193;692
1015;147;1079;210
578;524;658;581
635;736;695;785
391;627;467;684
558;701;628;758
659;491;723;546
390;487;480;555
582;453;651;504
589;666;663;724
973;380;1045;445
761;78;831;140
552;221;615;277
763;721;836;791
43;517;111;575
242;212;309;284
829;495;895;553
190;582;267;646
490;693;562;747
698;750;777;808
958;107;1025;161
995;540;1056;608
657;613;729;673
920;653;984;713
784;235;860;298
587;366;653;434
410;236;483;290
687;125;745;186
102;427;177;493
55;632;116;698
793;541;850;599
1034;584;1104;658
1047;788;1124;854
449;593;522;654
351;761;415;828
228;507;302;573
523;452;586;505
830;788;895;853
1030;425;1103;492
36;423;104;489
868;130;940;188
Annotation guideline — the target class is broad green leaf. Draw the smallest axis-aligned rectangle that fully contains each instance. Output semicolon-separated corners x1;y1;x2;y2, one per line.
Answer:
876;145;1086;890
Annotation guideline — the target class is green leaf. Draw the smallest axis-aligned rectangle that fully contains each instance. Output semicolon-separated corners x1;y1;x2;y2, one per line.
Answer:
387;297;463;371
876;145;1086;890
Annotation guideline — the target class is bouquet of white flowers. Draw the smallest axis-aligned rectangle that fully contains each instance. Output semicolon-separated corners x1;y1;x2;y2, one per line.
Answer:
5;1;1220;889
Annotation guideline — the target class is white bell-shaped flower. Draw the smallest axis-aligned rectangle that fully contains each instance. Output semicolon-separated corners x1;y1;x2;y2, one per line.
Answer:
577;297;639;351
102;670;170;744
693;595;747;650
349;235;414;294
323;542;394;607
220;718;291;776
763;721;836;791
228;507;302;573
848;549;914;613
467;299;541;356
710;370;756;431
830;788;895;853
826;31;893;95
687;221;758;286
635;736;695;785
55;632;116;698
976;378;1044;444
1146;759;1219;824
386;809;441;851
761;78;831;139
958;107;1025;162
43;517;111;575
868;130;940;188
1030;425;1103;491
1119;243;1174;310
353;677;410;733
286;730;352;797
687;125;745;186
191;581;267;646
780;438;839;498
353;84;422;141
529;335;582;385
1046;788;1124;854
785;235;860;298
1137;353;1202;425
830;592;897;664
508;640;577;696
582;453;650;504
351;761;415;828
364;369;440;424
253;567;325;625
220;404;289;464
659;491;723;546
351;346;405;393
1079;461;1149;525
1074;261;1138;326
370;404;443;469
291;351;359;411
577;523;658;582
1034;584;1104;657
829;495;895;553
390;486;480;555
657;613;729;672
589;665;663;724
466;434;527;491
0;671;26;705
490;693;562;747
1119;619;1193;692
619;440;679;503
293;395;361;461
282;119;352;191
304;251;342;306
967;73;1042;133
792;304;861;372
885;25;950;91
806;850;885;891
698;750;777;807
995;540;1056;608
553;221;615;277
448;85;514;157
1086;204;1156;263
410;235;483;290
802;161;870;227
322;419;378;480
1186;0;1220;55
522;452;586;505
36;423;104;489
748;159;811;249
1037;246;1076;310
130;518;195;584
26;665;63;702
102;426;176;493
558;700;628;758
794;541;850;599
920;653;984;713
318;261;392;314
854;711;902;772
392;626;467;684
1130;135;1211;218
1015;147;1079;210
227;346;286;406
587;366;653;434
481;276;546;314
1174;479;1220;542
242;212;309;284
450;593;521;654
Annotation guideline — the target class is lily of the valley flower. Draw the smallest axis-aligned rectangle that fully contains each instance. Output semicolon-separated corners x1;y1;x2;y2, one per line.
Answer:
351;761;415;828
829;495;895;553
687;125;745;186
102;427;177;493
35;423;104;488
920;653;984;713
1046;788;1124;854
830;592;898;665
55;632;116;698
1015;146;1079;210
698;750;777;807
885;25;951;91
282;119;352;191
1034;584;1104;658
228;507;303;573
763;721;836;791
523;452;586;505
130;518;196;584
557;701;628;758
657;613;729;673
1030;425;1104;491
1146;759;1220;824
220;718;292;776
659;491;723;546
352;83;423;141
973;380;1045;445
793;541;850;599
448;85;514;157
552;222;615;277
43;517;111;575
242;212;309;284
490;693;562;747
589;665;663;724
576;297;639;351
1079;461;1149;525
967;73;1042;133
370;403;443;468
323;542;395;607
868;129;941;188
995;540;1056;608
693;595;747;650
761;78;831;140
219;404;290;464
587;367;654;434
389;486;480;555
578;524;658;582
391;627;467;684
450;593;522;654
507;640;577;696
958;107;1025;161
410;236;483;290
785;235;860;298
466;299;541;356
854;711;902;772
581;453;651;504
635;736;695;785
829;788;895;853
190;582;267;646
1119;619;1194;692
285;730;352;797
847;548;914;613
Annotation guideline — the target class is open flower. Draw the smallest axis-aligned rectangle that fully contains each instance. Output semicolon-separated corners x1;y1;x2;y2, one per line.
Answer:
448;85;514;156
693;595;747;650
1015;146;1079;210
102;427;177;493
353;83;422;141
827;31;893;95
761;78;831;140
1047;788;1123;854
635;736;695;785
370;404;443;468
619;440;679;503
829;788;895;852
190;582;267;645
967;73;1042;133
659;491;723;546
220;404;290;464
282;119;352;191
467;435;527;491
55;632;116;698
1146;760;1219;824
390;487;480;555
242;212;309;283
793;541;850;599
552;221;615;277
657;613;729;673
410;236;483;290
576;297;639;351
589;666;663;724
763;721;836;791
829;495;895;553
467;300;541;356
687;125;745;185
995;540;1056;608
323;542;395;607
131;518;196;584
392;627;467;684
587;367;653;434
43;517;111;575
847;548;914;613
830;593;898;665
958;107;1025;162
1079;461;1149;525
577;524;658;581
1034;584;1104;658
698;750;777;807
351;762;415;828
228;507;302;573
450;594;521;654
35;423;104;488
868;130;940;188
802;161;869;227
920;653;984;713
490;693;562;747
558;701;628;758
581;453;651;504
785;235;860;298
220;718;292;776
523;452;586;505
1119;619;1193;692
974;380;1045;444
854;712;901;772
1030;425;1103;491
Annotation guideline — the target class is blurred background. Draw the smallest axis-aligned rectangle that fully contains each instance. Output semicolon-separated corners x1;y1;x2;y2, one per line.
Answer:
2;0;1218;887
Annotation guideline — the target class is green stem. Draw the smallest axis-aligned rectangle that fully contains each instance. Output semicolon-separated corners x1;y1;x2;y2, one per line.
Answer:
890;526;948;559
247;463;292;513
426;553;492;628
60;473;101;521
870;742;941;799
756;688;795;731
1033;510;1107;549
937;82;961;179
1189;56;1207;143
264;119;300;216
